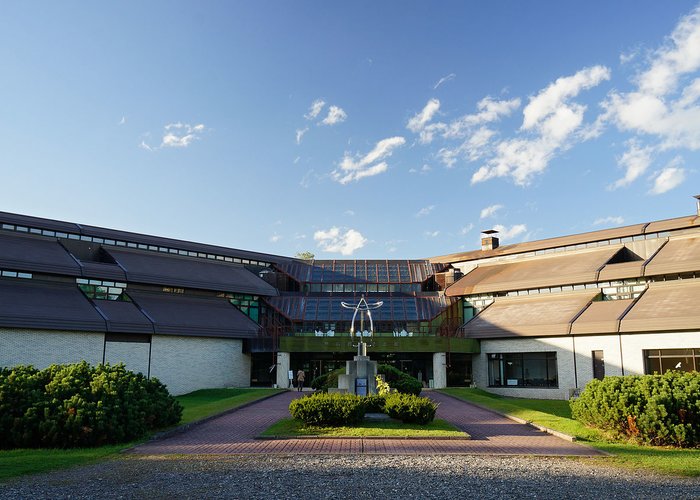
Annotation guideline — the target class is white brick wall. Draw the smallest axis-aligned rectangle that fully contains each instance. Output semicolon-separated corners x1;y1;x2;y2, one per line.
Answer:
1;328;253;397
149;335;251;396
474;332;700;400
0;328;103;368
104;341;150;376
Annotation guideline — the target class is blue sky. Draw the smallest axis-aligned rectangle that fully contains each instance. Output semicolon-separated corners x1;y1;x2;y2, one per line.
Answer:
1;1;699;259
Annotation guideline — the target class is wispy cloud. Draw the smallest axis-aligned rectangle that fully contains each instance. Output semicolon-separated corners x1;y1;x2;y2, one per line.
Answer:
492;224;528;241
472;65;611;185
609;139;655;189
305;99;326;120
460;223;474;235
332;136;406;184
314;227;367;255
296;127;308;145
424;230;440;238
416;205;435;217
593;216;625;226
480;204;503;219
321;105;347;126
407;99;441;134
140;122;206;151
344;210;355;216
650;157;686;194
269;234;282;243
433;73;456;90
118;116;126;126
409;164;432;174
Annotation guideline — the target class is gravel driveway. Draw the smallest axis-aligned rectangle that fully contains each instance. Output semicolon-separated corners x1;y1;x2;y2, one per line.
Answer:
2;454;699;499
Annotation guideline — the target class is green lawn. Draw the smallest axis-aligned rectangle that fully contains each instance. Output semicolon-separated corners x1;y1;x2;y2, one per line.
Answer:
261;417;468;438
440;388;700;477
0;387;283;482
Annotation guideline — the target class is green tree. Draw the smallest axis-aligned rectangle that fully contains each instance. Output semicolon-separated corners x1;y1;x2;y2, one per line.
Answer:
294;251;315;261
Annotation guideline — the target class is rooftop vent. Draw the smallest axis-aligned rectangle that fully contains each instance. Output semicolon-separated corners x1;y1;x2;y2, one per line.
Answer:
481;229;499;251
694;194;700;216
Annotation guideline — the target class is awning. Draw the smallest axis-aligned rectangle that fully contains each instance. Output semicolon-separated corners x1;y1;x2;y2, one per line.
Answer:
461;291;597;338
570;299;634;335
620;279;700;333
446;246;622;296
0;232;81;276
105;247;278;295
644;236;700;277
0;279;105;331
127;290;261;338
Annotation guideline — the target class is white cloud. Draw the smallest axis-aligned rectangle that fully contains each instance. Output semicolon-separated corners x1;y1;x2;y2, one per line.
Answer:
424;230;440;238
459;223;474;235
160;122;206;148
480;204;503;219
296;127;308;145
522;66;610;130
118;116;126;125
609;140;655;189
332;136;406;184
321;105;347;126
438;127;498;168
650;157;687;194
604;7;700;150
269;234;282;243
407;99;441;133
472;66;611;185
492;224;528;241
314;227;367;255
344;210;355;216
593;216;625;226
433;73;456;90
300;169;318;188
305;99;326;120
416;205;435;217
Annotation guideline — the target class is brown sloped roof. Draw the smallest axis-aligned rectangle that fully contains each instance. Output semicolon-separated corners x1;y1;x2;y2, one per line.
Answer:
461;291;597;338
619;279;700;333
431;214;700;264
570;299;635;335
643;236;700;277
446;246;621;296
597;261;645;281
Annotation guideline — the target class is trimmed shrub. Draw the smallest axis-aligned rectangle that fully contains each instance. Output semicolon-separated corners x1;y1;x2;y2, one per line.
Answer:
377;365;422;396
570;371;700;447
289;393;366;426
362;394;386;413
310;367;345;392
384;393;438;425
0;362;182;449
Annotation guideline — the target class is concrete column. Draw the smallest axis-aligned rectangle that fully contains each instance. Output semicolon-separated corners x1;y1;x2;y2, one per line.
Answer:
276;352;291;389
432;352;447;389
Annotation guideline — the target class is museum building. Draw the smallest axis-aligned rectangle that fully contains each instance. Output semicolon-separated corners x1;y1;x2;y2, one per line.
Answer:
1;201;699;399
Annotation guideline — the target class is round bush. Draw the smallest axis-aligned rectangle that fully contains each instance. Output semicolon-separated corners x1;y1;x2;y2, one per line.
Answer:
377;365;422;396
0;361;182;449
570;371;700;447
384;393;437;424
289;393;366;426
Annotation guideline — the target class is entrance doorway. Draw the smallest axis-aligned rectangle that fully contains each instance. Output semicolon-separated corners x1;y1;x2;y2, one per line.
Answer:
592;350;605;380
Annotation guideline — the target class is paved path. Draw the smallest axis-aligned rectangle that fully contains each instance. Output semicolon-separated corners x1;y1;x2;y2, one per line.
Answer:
131;390;603;456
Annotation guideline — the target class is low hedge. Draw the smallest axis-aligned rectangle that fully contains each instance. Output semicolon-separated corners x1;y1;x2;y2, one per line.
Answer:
0;361;182;449
384;393;437;424
289;393;366;426
378;365;422;396
570;371;700;447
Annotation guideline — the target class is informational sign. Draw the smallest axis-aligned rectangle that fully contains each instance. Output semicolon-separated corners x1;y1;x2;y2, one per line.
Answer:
288;370;294;380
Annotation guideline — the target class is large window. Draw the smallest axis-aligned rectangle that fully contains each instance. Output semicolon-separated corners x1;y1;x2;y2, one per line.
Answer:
644;349;699;374
488;352;558;388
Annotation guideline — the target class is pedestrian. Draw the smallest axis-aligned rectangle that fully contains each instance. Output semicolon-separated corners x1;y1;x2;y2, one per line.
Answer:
296;369;305;392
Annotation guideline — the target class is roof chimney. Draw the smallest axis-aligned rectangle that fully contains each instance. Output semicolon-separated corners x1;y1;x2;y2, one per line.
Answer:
481;229;499;251
694;194;700;216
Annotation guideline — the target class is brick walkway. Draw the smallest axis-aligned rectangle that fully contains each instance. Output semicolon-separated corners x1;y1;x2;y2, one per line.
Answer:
130;391;603;456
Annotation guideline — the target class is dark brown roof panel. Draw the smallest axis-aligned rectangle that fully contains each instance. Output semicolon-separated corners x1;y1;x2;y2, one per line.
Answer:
92;300;154;334
0;232;81;276
0;279;106;331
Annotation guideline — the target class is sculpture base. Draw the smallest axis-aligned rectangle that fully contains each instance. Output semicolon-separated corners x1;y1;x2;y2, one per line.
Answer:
337;354;377;396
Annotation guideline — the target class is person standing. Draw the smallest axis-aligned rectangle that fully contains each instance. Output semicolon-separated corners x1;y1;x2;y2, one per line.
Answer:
296;369;305;392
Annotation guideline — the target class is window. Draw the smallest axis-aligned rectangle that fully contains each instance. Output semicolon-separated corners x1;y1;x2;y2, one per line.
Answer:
488;352;558;388
644;349;699;374
77;278;128;300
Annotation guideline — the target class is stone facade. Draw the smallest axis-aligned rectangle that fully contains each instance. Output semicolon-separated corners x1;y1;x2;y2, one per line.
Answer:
0;328;104;368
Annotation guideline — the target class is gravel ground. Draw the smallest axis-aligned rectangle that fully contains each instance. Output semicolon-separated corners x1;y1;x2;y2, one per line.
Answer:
2;455;699;499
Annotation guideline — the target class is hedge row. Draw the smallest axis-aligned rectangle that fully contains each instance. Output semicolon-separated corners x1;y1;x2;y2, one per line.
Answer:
289;392;437;426
570;371;700;447
0;362;182;449
310;364;422;396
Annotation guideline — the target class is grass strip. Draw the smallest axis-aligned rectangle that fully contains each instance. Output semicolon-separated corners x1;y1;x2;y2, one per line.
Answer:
440;388;700;477
0;388;283;482
260;417;468;438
